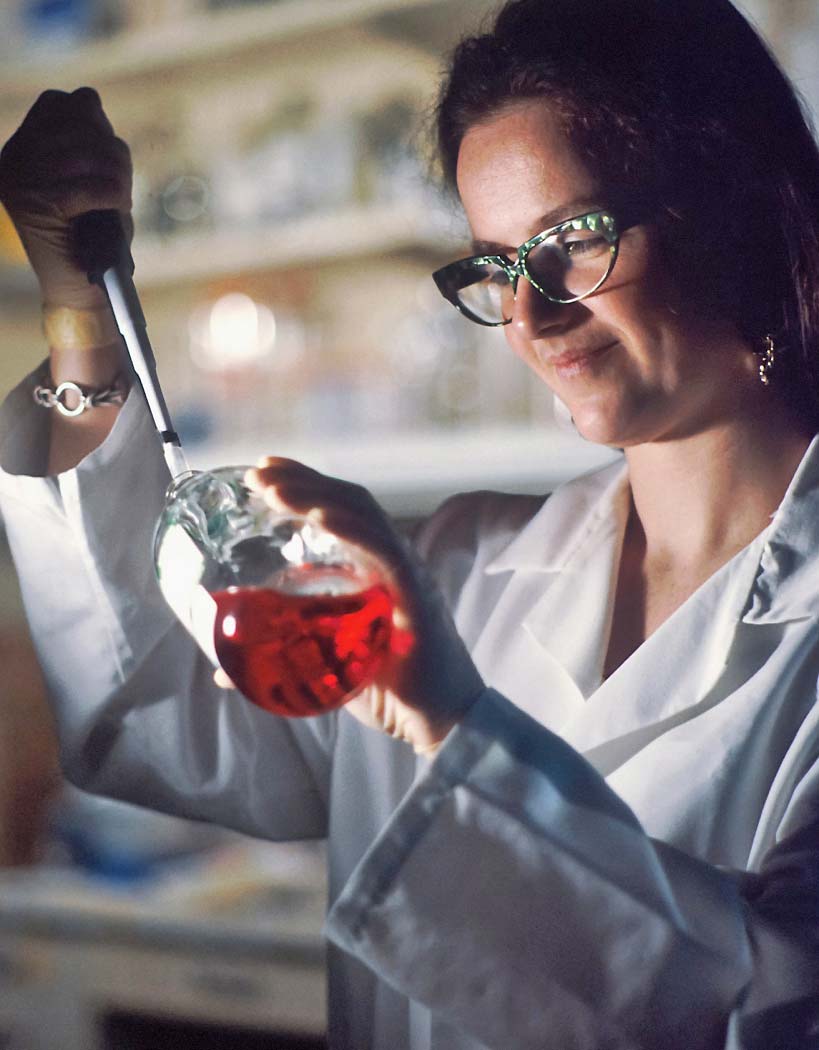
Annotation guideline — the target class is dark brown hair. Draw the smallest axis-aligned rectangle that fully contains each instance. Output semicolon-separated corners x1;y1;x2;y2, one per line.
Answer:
436;0;819;426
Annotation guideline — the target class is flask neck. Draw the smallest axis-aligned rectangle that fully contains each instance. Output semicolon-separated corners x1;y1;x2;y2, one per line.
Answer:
164;469;201;501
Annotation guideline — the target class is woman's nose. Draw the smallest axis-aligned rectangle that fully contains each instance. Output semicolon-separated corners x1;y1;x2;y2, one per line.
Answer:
509;275;574;340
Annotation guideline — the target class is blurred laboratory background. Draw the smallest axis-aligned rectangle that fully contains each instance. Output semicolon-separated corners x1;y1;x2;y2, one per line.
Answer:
0;0;815;1047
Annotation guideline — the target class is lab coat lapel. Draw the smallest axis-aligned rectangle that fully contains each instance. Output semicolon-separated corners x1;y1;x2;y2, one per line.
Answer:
515;481;629;698
558;529;769;769
471;458;628;732
560;435;819;769
471;573;587;729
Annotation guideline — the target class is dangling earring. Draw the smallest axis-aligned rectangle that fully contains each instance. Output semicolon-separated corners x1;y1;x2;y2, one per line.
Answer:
756;334;776;386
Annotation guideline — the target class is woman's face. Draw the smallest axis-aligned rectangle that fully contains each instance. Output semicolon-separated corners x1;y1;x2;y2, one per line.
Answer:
455;100;757;447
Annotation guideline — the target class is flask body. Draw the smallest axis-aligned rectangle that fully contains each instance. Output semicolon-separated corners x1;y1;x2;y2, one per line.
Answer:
154;467;394;716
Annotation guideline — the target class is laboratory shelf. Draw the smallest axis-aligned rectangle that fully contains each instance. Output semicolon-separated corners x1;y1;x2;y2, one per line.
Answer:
132;200;457;289
0;0;478;96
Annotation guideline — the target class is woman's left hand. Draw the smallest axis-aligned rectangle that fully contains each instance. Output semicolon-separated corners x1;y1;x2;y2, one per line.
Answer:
218;457;485;755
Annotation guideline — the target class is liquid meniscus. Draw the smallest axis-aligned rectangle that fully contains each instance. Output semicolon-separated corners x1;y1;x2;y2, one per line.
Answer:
213;582;395;716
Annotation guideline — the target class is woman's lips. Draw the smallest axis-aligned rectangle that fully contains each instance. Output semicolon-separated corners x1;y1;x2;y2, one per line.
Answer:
544;341;617;377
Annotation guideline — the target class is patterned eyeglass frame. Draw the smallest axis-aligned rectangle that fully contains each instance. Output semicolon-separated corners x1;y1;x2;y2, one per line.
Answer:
432;209;632;327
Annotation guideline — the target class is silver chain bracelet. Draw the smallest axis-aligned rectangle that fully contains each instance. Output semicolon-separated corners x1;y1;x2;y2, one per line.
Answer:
33;376;128;418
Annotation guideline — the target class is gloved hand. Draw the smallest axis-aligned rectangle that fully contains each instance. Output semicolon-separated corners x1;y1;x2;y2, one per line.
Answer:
0;87;132;309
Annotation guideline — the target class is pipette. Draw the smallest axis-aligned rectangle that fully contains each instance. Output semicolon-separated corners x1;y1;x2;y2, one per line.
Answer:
71;210;191;481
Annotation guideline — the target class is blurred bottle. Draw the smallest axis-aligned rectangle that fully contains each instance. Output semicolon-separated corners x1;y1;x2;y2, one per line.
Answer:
19;0;125;51
210;96;358;229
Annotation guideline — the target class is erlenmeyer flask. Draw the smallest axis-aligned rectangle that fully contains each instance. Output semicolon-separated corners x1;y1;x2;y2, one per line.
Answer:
154;466;401;716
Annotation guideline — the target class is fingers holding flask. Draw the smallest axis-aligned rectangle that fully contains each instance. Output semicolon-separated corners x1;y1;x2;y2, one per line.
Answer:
242;457;485;744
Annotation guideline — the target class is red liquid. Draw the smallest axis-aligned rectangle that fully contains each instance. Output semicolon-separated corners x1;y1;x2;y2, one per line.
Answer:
213;581;395;717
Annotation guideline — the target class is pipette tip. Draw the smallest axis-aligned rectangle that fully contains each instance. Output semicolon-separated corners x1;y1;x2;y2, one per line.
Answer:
163;441;192;481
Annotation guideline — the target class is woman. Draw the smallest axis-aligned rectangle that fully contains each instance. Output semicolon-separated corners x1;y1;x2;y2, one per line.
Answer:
1;1;818;1047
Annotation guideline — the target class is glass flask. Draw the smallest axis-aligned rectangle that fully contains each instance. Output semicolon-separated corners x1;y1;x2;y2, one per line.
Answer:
154;466;400;717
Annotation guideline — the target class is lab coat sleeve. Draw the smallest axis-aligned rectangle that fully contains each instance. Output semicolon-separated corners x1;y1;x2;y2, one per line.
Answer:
326;688;819;1050
0;370;332;841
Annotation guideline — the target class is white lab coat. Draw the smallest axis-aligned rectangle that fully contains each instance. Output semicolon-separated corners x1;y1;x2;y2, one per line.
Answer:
0;370;818;1050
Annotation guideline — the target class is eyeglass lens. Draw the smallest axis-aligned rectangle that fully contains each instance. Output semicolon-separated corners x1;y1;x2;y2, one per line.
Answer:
454;213;616;324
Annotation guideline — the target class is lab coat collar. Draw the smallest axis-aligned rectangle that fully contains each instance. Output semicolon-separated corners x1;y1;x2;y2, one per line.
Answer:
484;432;819;622
476;432;819;765
743;432;819;625
484;455;628;575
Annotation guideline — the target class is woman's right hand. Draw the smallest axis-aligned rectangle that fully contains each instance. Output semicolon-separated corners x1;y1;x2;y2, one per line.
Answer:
0;88;132;309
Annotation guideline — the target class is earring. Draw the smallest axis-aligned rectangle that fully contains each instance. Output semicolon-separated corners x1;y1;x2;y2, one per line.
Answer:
756;334;776;386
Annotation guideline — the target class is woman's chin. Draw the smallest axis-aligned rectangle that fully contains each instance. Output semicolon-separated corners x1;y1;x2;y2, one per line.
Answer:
567;409;625;448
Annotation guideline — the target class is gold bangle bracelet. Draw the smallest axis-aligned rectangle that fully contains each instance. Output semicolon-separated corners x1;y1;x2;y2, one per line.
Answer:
42;305;121;352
